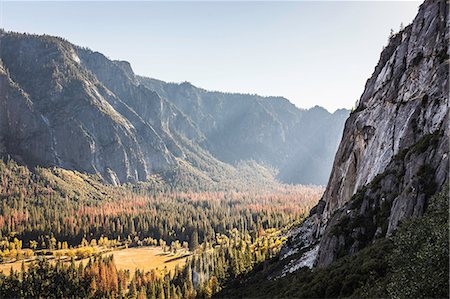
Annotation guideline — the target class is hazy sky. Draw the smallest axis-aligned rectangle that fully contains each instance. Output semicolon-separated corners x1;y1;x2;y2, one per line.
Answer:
1;1;420;112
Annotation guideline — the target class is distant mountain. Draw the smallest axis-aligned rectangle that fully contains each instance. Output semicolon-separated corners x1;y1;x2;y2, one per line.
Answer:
137;78;349;185
0;30;348;186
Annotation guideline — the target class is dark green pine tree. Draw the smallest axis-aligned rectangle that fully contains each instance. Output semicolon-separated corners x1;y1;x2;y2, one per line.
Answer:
190;230;199;251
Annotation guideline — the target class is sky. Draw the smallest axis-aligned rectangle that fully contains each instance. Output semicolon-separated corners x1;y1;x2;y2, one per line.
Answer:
0;1;420;112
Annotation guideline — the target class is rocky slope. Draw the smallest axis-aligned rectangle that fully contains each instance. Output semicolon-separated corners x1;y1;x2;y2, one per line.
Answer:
0;33;177;184
0;31;348;186
281;0;448;272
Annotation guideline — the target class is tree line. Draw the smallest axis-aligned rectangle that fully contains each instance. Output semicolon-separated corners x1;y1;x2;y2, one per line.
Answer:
0;159;320;250
0;228;285;298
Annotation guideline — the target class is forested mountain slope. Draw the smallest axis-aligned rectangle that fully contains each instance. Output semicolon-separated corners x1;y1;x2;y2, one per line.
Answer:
0;30;348;186
216;187;448;298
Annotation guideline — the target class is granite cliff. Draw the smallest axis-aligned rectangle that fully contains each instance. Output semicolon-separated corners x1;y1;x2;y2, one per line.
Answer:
281;0;449;271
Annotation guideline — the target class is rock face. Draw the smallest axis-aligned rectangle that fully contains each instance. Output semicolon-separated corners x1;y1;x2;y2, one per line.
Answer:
0;33;176;184
282;0;449;271
0;60;53;167
0;31;349;185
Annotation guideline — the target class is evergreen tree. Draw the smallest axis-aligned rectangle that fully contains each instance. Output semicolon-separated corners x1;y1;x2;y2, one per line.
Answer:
190;231;199;251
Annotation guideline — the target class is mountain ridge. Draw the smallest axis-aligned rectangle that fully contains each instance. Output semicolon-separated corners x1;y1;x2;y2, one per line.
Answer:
0;29;349;186
138;75;349;185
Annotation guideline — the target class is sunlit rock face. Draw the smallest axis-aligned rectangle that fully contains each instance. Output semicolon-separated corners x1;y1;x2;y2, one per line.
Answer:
283;0;449;270
321;0;448;221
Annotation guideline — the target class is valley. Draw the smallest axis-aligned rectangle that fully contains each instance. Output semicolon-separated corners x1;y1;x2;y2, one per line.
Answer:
0;0;448;298
0;158;319;297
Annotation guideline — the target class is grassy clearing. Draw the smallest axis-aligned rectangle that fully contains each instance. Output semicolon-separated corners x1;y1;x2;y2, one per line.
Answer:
111;247;189;273
0;257;37;273
0;246;190;275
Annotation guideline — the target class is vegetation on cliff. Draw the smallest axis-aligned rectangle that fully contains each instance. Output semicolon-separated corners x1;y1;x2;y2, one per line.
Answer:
216;186;449;298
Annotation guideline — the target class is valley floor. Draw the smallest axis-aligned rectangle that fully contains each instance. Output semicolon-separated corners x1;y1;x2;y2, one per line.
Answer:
0;158;322;298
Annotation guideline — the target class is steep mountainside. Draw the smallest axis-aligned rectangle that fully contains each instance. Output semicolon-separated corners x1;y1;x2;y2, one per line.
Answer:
215;1;448;297
278;0;448;274
0;33;176;185
139;77;349;185
0;31;348;186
